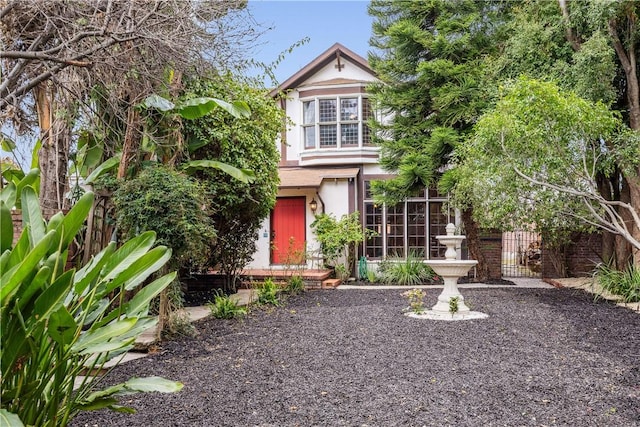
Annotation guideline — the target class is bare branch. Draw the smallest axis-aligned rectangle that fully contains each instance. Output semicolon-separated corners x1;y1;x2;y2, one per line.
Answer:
1;50;91;66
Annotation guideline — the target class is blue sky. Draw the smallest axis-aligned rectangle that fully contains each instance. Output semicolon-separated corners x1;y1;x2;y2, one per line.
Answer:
247;0;374;85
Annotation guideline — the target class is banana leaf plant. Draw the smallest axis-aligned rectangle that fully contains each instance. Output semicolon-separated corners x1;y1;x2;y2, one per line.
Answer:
0;186;182;427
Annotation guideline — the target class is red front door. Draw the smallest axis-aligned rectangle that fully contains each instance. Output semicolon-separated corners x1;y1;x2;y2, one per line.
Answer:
271;197;306;264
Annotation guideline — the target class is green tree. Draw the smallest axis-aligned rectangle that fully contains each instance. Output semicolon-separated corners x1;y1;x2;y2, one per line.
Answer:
490;0;640;268
182;74;284;291
367;0;505;279
456;78;640;271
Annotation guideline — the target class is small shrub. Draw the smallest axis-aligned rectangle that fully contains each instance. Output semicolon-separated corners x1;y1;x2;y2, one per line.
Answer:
449;296;460;315
405;288;426;314
284;275;305;295
366;269;378;283
208;291;247;319
379;251;434;286
594;262;640;302
257;278;280;306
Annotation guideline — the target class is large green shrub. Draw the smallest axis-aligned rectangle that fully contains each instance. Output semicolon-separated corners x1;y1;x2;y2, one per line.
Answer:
112;165;215;272
0;187;181;427
182;74;283;291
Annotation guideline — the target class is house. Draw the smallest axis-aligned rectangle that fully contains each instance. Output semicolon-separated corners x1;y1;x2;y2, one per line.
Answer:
246;43;457;278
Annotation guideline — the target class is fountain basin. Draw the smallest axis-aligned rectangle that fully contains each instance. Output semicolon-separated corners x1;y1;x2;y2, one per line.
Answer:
425;259;477;277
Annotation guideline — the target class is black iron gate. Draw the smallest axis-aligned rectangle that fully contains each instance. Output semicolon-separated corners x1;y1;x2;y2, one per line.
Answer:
501;231;542;278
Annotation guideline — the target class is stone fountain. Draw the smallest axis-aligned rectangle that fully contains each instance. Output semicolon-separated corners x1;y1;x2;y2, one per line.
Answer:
406;223;488;321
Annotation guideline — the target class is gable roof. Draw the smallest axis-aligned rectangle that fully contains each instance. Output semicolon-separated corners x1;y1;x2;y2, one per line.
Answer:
270;43;373;97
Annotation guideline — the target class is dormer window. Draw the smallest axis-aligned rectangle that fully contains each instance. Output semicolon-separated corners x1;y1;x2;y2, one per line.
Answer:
302;96;372;149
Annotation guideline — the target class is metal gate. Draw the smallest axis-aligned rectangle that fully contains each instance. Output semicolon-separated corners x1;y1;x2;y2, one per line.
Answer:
501;231;542;278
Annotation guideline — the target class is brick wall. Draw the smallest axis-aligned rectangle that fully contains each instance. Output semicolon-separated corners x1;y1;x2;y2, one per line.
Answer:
479;229;502;279
542;232;602;278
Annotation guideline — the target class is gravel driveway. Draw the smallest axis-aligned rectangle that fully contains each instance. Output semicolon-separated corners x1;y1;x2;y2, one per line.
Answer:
71;287;640;427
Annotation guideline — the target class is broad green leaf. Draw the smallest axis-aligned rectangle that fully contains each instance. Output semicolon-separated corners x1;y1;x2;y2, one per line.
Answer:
21;186;46;247
123;376;184;394
1;168;24;184
58;191;94;249
48;306;77;345
0;250;10;275
0;409;24;427
14;169;40;210
0;182;16;208
186;136;209;153
100;232;156;283
5;227;29;271
0;134;16;151
77;337;136;355
72;318;136;353
16;265;51;311
142;94;175;112
84;155;121;184
74;242;116;296
125;272;176;317
46;211;64;233
75;397;120;412
32;270;73;328
120;247;171;291
177;97;250;120
182;160;256;183
82;298;110;325
118;316;157;340
30;139;41;170
0;229;57;304
0;200;12;253
84;383;125;401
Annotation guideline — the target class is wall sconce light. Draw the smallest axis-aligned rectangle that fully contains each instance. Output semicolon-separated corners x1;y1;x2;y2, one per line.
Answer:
309;198;318;213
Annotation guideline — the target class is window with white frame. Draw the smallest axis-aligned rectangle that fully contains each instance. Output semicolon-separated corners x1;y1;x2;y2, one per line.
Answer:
363;182;451;259
302;96;373;149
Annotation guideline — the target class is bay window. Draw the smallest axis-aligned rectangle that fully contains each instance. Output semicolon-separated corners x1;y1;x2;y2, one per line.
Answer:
302;96;372;149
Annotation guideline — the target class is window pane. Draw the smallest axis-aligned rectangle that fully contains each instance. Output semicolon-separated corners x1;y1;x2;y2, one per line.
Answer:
429;202;448;259
304;126;316;149
341;123;358;145
319;99;336;122
364;181;372;199
386;204;404;257
340;98;358;121
407;202;426;257
303;101;315;124
362;98;373;145
319;124;337;146
365;203;383;258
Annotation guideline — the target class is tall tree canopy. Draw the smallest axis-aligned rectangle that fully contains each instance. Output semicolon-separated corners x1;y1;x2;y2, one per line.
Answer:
0;0;261;209
367;0;504;279
483;0;640;267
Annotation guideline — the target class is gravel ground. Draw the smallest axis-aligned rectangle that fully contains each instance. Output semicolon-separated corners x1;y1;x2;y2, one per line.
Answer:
71;287;640;427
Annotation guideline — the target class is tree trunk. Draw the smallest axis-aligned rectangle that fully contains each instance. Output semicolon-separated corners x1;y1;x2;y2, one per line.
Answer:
607;14;640;267
117;106;142;179
461;208;490;281
34;82;71;210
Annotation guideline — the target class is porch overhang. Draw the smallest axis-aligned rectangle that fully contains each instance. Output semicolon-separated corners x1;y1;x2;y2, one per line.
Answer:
278;167;359;189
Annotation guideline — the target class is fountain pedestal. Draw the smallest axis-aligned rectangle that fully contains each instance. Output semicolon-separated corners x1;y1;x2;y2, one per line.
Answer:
426;260;477;314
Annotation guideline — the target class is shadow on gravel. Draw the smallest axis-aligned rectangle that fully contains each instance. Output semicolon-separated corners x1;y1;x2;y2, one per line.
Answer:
71;287;640;427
